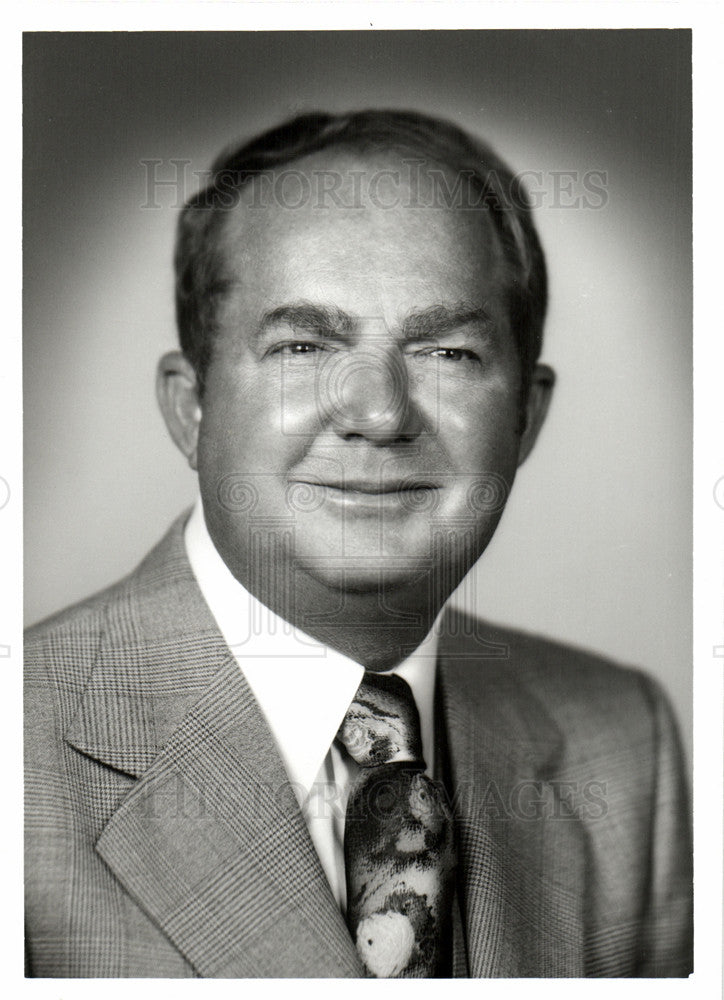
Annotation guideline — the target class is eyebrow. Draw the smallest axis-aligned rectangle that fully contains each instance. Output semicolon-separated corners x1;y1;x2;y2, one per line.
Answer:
256;302;494;342
400;303;494;341
257;303;355;340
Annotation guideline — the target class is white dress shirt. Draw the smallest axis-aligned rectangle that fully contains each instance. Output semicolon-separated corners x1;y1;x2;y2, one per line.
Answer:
184;498;440;912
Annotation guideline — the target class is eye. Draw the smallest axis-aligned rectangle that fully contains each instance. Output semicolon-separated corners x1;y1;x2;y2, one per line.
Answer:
423;347;480;363
271;341;327;356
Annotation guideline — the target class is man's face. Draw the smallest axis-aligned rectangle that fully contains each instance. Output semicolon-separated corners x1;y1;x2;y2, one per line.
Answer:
196;151;529;599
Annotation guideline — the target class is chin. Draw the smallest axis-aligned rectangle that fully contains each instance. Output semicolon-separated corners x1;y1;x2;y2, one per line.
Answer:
294;549;438;596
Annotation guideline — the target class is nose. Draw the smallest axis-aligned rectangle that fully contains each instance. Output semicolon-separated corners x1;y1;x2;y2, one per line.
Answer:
322;348;420;444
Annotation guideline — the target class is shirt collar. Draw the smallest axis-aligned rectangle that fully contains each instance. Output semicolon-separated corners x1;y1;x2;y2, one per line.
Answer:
184;497;440;793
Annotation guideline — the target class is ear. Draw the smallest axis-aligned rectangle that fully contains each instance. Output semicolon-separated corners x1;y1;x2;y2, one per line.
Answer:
156;351;202;471
517;363;555;466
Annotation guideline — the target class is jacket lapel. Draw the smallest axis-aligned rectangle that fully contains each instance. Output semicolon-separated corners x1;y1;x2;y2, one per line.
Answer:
66;517;363;978
439;613;587;977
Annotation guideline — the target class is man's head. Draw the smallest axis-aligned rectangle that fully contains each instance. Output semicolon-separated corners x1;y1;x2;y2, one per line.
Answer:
158;110;554;623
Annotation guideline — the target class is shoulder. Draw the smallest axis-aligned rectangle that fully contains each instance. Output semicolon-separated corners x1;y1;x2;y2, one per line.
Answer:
439;607;677;747
24;511;190;714
24;575;133;753
441;606;657;690
26;572;129;639
26;575;127;676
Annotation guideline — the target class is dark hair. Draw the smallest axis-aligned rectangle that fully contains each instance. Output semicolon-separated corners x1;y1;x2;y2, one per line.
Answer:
174;109;547;400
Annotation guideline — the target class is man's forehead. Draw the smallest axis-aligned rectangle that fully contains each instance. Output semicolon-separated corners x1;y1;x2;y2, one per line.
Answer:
213;146;505;275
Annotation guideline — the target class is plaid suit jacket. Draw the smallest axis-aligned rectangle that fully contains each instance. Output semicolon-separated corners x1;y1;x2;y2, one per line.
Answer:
25;514;692;978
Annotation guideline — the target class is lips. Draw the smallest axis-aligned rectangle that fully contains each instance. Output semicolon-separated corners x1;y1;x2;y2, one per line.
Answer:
287;478;441;516
294;478;439;495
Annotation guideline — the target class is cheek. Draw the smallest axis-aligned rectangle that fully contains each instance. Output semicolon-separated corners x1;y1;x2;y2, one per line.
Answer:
196;378;319;519
205;356;329;447
434;385;522;471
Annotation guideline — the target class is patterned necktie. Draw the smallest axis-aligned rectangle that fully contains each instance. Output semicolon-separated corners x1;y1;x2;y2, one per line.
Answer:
336;671;455;978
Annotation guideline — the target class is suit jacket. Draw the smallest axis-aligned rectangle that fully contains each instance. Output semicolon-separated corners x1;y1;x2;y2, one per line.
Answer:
24;514;692;978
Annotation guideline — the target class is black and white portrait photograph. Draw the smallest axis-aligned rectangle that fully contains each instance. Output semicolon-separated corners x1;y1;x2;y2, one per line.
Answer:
13;7;720;989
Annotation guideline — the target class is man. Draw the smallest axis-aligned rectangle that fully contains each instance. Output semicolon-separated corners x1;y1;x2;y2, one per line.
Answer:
24;110;692;977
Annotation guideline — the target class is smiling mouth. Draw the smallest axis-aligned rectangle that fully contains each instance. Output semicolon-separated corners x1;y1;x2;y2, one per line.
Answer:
289;479;440;516
297;479;439;495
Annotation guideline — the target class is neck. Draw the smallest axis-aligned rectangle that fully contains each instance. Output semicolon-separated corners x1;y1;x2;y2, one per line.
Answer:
241;556;444;670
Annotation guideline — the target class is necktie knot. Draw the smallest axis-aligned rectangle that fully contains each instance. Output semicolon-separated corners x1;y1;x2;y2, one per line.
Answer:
336;671;424;767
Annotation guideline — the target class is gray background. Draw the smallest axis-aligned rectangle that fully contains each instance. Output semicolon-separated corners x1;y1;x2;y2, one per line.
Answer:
23;30;692;757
